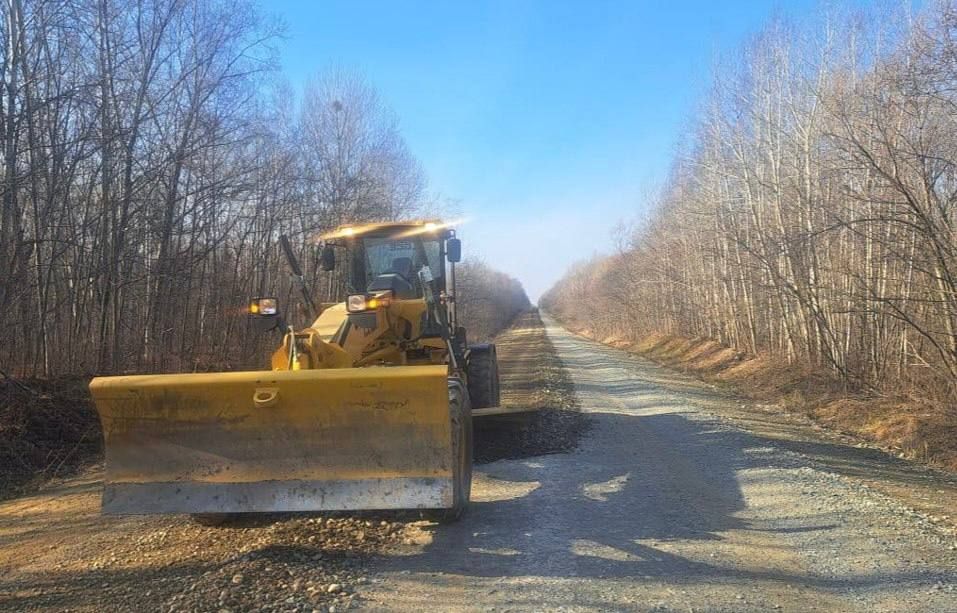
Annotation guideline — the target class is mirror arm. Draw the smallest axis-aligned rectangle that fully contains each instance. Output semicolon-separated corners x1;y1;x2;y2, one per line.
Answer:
280;234;319;322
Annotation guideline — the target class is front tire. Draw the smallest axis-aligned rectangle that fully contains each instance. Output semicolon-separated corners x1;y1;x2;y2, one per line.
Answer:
438;378;473;522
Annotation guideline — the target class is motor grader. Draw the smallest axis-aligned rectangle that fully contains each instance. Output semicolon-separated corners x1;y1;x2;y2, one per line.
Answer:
89;221;500;521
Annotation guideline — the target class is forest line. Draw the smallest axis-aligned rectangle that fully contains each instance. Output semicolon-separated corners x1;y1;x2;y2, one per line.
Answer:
544;2;957;406
0;0;528;377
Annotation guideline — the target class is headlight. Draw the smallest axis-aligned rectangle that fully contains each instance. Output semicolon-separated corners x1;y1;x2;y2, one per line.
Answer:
249;297;278;316
347;294;367;313
346;291;393;313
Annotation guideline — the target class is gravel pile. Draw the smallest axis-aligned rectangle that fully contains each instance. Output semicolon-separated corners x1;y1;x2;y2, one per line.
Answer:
8;514;411;613
155;516;407;613
475;408;589;464
474;310;591;464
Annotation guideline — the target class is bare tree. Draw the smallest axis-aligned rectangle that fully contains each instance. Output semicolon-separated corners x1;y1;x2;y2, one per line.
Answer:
544;2;957;404
0;1;449;378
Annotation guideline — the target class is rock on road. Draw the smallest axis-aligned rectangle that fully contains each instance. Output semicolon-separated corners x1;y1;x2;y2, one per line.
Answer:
363;314;957;612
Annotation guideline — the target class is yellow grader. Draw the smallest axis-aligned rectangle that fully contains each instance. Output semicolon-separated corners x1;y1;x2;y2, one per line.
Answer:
89;221;501;521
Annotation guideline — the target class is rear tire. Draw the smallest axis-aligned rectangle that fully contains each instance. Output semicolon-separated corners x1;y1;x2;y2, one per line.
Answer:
437;378;473;522
467;344;500;409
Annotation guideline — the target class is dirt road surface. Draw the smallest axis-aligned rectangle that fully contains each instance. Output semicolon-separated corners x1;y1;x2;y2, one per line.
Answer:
3;312;957;612
362;314;957;611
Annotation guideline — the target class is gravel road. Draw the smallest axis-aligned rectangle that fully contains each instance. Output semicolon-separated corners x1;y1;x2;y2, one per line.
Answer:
3;313;957;612
0;310;579;613
361;314;957;612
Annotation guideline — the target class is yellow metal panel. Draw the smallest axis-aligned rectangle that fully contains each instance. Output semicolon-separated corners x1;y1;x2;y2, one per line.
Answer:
270;328;352;370
311;303;348;341
89;365;453;513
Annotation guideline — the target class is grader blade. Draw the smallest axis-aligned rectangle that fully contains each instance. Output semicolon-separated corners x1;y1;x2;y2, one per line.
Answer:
89;365;454;514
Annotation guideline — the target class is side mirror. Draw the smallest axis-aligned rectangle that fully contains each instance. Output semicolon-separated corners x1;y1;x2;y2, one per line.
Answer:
320;244;336;271
447;238;461;263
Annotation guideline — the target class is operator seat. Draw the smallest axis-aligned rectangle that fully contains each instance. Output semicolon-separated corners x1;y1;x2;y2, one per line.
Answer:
367;256;418;299
387;257;414;282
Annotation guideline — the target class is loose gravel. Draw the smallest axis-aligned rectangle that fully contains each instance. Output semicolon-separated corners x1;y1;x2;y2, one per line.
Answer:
361;313;957;612
2;512;410;612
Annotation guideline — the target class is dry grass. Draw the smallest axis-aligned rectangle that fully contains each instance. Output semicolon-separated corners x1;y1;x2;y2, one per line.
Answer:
813;398;957;468
570;325;957;472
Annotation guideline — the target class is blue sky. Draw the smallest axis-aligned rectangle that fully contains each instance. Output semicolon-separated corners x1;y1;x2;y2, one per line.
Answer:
262;0;819;300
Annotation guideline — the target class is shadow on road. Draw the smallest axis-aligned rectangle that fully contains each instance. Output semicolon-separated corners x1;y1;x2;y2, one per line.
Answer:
371;322;957;600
